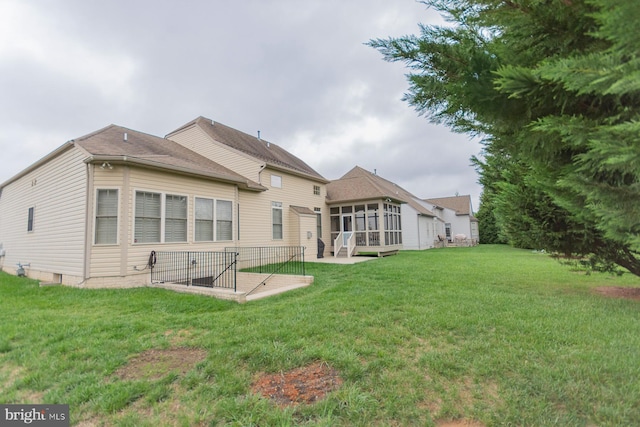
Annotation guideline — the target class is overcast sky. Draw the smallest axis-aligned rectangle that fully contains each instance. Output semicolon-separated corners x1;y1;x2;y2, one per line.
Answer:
0;0;483;210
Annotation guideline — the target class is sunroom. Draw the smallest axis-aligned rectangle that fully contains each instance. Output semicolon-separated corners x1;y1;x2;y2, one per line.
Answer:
328;200;404;258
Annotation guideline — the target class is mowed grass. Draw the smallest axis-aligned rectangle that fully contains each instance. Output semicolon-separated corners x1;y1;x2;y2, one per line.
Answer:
1;245;639;426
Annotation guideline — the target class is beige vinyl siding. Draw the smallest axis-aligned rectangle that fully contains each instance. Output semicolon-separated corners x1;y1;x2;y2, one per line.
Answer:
89;166;127;278
289;210;316;250
167;124;263;182
289;208;300;242
0;147;87;279
89;166;239;279
238;167;325;257
165;123;331;257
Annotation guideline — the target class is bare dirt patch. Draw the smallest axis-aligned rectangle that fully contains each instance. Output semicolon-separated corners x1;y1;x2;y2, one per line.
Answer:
593;286;640;301
419;375;497;427
113;347;207;381
251;361;343;407
0;363;45;403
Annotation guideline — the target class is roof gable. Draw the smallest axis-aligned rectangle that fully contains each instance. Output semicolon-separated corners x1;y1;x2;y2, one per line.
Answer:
170;116;327;182
75;125;265;190
328;166;436;216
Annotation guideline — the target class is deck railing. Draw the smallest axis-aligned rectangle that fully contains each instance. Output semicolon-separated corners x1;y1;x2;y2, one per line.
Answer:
334;231;344;258
334;232;356;258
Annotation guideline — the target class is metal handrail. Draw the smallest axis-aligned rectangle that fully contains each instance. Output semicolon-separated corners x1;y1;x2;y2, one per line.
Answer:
246;253;297;296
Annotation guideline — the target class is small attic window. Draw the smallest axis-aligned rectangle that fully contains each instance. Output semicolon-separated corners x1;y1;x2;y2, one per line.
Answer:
271;174;282;188
313;185;321;196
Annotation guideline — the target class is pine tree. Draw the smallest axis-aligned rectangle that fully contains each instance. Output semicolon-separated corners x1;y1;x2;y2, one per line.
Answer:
369;0;640;275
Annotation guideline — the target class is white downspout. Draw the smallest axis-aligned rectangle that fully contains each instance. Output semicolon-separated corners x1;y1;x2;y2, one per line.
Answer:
82;163;94;284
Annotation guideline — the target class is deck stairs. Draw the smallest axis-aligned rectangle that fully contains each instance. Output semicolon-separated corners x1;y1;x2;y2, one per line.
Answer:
335;247;349;258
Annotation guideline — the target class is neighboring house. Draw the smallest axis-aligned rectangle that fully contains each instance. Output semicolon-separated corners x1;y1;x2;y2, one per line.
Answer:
165;117;330;258
424;195;479;243
326;166;443;256
0;120;327;287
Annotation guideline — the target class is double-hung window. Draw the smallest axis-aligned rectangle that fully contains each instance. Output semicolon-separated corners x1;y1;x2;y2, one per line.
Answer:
216;200;233;241
135;192;188;243
165;195;187;242
133;192;234;244
195;198;214;241
95;189;118;244
135;191;162;243
195;197;233;241
272;201;283;240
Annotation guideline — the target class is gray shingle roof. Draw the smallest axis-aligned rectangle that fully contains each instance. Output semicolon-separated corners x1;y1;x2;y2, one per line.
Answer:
327;166;436;216
169;117;327;182
425;195;473;216
76;124;265;191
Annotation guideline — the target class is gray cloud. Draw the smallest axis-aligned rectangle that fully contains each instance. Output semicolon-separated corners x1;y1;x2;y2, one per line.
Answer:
0;0;482;209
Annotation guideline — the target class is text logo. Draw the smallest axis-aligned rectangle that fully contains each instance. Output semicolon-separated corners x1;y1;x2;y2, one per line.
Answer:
1;405;69;426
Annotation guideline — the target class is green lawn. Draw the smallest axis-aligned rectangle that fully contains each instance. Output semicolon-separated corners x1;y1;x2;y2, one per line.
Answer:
1;245;639;426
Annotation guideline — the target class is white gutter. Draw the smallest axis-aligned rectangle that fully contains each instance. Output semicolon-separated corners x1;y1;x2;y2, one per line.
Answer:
84;155;266;192
1;141;75;188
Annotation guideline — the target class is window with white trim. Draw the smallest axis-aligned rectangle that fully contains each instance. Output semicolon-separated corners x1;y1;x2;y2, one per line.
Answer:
272;201;283;240
216;200;233;241
313;185;321;196
165;195;187;242
384;203;402;245
195;198;214;241
195;198;234;242
271;174;282;188
27;207;35;232
95;189;118;244
135;191;161;243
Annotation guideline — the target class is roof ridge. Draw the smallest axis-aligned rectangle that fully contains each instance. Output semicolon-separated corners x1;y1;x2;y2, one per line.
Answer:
187;116;327;181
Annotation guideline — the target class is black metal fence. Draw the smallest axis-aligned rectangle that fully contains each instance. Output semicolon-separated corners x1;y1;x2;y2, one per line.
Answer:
150;247;306;291
151;251;237;290
226;246;305;276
